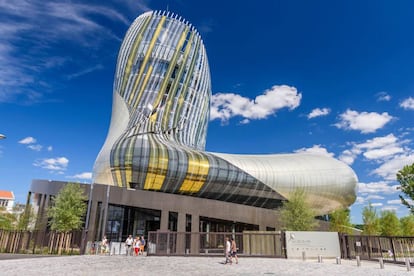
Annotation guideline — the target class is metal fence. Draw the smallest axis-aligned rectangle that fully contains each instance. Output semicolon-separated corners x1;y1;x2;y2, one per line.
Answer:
339;234;414;265
147;231;286;257
0;229;83;255
1;228;413;263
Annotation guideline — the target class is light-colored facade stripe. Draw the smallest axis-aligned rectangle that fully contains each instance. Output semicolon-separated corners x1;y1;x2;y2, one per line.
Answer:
151;27;189;122
172;35;198;136
128;16;167;108
119;15;152;98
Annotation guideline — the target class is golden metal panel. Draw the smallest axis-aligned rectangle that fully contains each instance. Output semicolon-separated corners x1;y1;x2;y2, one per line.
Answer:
179;152;209;193
144;138;168;190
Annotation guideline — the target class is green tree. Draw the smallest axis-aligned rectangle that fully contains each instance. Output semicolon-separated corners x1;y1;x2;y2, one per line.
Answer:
47;183;87;255
280;188;318;231
17;204;36;230
379;210;401;236
0;208;17;230
48;183;87;232
362;203;380;235
400;215;414;236
329;208;353;234
397;163;414;214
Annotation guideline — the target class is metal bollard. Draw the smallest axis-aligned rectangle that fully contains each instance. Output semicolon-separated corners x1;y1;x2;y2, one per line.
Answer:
302;251;306;261
318;255;323;263
406;258;412;271
379;257;384;269
356;255;361;267
336;256;341;264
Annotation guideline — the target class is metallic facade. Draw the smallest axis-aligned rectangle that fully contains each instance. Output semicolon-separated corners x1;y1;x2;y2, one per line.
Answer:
93;10;357;214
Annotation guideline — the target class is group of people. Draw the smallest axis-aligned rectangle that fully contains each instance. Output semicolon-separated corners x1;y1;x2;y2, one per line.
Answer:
125;235;146;256
99;235;146;255
225;237;238;265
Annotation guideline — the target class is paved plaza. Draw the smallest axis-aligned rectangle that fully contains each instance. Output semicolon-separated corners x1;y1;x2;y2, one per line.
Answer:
0;255;413;275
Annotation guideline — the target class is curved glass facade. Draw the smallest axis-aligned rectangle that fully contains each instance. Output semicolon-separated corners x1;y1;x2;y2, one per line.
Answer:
93;10;357;214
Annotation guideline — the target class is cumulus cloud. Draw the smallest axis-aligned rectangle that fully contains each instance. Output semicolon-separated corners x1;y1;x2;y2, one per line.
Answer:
33;157;69;171
334;109;393;133
371;203;383;207
294;145;334;158
358;134;404;160
372;153;414;180
18;136;45;151
18;137;36;144
387;199;402;205
339;133;413;180
355;195;387;205
366;195;385;200
400;97;414;110
380;207;399;213
210;85;301;124
358;181;399;195
307;107;330;119
70;172;92;180
339;148;362;165
376;91;391;102
47;146;53;151
28;144;42;151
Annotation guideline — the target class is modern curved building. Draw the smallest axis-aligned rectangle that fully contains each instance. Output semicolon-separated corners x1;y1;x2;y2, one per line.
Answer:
30;11;357;248
93;10;357;215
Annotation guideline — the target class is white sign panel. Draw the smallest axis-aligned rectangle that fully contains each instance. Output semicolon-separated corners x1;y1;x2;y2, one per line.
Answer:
285;231;340;259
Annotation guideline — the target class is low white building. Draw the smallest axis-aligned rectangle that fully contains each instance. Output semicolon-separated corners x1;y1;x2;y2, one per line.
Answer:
0;190;15;211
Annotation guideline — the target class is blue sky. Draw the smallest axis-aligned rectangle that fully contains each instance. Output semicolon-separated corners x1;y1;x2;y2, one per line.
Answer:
0;0;413;224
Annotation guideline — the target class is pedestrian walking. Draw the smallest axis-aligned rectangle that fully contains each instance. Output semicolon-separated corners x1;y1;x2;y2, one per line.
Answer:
125;235;134;256
231;237;238;264
224;237;232;264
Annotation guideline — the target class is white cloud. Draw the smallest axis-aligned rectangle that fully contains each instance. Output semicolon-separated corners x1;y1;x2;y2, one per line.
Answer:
0;0;146;103
381;206;398;212
363;146;404;160
33;157;69;171
387;199;402;205
339;149;358;165
339;133;408;166
365;195;385;200
358;181;399;194
210;85;301;124
18;137;36;144
307;107;330;119
294;145;334;158
70;172;92;180
355;196;365;204
28;144;42;151
334;109;393;133
18;136;46;151
400;97;414;110
376;91;391;102
357;134;399;150
47;146;53;151
239;119;250;125
67;64;104;80
372;153;414;180
371;202;383;207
